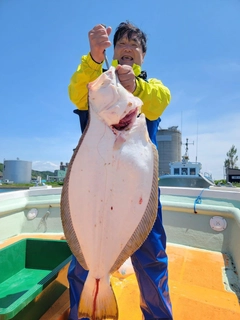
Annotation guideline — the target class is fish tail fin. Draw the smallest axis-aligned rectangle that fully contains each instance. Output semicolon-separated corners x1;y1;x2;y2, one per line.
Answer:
78;275;118;320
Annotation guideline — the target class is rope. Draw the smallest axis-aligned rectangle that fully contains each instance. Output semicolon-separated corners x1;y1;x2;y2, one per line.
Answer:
193;189;207;213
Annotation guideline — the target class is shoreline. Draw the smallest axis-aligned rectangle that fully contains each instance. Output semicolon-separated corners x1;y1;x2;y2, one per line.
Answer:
0;185;29;190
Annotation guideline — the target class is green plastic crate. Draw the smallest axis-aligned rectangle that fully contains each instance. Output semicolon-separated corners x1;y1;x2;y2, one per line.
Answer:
0;238;72;320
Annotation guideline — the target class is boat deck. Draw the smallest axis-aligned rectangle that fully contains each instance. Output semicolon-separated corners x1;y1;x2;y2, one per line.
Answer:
1;235;240;319
109;244;240;320
41;241;240;319
168;244;240;320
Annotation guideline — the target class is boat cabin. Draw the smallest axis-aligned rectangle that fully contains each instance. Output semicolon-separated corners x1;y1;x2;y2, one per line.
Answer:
170;154;202;177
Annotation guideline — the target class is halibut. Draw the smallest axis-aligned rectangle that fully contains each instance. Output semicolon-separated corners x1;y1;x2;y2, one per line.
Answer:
61;66;159;320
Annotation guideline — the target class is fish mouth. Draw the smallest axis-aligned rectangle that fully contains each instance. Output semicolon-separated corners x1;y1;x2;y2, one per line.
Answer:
112;108;138;131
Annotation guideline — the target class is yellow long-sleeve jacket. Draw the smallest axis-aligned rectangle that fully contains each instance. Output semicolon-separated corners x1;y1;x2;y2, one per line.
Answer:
68;53;171;121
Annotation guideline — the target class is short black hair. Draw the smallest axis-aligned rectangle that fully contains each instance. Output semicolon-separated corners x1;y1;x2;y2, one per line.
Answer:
113;21;147;53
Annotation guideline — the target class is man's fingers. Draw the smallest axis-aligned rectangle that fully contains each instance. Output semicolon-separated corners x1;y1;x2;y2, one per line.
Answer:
106;26;112;36
115;65;136;92
89;26;111;49
89;24;112;63
116;65;132;75
116;65;127;73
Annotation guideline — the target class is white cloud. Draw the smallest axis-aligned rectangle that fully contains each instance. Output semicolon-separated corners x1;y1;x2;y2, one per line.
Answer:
32;161;59;172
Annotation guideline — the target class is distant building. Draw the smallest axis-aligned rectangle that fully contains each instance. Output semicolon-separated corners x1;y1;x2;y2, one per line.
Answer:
226;168;240;183
47;162;69;182
156;126;182;176
3;159;32;183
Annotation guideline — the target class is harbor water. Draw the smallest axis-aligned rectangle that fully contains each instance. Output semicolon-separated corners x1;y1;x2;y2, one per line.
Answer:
0;188;23;193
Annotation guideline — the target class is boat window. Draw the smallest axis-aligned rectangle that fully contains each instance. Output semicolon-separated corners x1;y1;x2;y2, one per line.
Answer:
190;168;196;175
174;168;180;175
181;168;188;175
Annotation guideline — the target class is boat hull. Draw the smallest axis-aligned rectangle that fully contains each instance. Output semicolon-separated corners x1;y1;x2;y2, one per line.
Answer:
0;186;240;319
159;175;214;188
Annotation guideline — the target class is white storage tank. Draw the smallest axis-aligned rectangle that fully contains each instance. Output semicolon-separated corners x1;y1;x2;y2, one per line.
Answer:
157;127;182;175
3;159;32;183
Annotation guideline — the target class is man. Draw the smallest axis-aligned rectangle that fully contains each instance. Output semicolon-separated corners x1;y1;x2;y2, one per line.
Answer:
68;21;173;320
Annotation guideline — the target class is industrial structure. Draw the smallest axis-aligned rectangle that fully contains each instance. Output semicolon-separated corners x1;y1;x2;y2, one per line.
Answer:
47;162;68;182
156;126;182;176
3;159;32;183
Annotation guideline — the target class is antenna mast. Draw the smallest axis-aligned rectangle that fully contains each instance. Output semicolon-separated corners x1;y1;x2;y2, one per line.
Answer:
182;138;194;161
196;121;199;162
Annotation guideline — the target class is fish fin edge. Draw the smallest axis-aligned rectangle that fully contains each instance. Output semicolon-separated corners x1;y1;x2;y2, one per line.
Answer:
110;144;159;273
78;276;118;320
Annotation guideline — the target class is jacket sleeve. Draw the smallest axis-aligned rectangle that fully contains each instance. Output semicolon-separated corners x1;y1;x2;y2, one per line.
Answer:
133;77;171;121
68;53;103;110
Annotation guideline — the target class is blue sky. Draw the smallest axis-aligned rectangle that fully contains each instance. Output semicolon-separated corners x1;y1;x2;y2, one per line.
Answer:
1;0;239;180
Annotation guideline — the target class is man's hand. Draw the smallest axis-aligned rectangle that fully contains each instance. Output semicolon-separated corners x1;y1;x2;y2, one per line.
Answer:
88;24;112;64
116;65;136;93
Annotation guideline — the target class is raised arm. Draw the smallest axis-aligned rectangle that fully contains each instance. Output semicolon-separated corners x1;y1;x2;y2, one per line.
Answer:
68;24;112;110
68;54;103;110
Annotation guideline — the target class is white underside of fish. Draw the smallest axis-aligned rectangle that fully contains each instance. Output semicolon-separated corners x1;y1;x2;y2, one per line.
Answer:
61;67;159;320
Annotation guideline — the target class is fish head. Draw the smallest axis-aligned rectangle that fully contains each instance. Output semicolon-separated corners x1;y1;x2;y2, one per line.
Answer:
88;67;119;115
88;66;142;130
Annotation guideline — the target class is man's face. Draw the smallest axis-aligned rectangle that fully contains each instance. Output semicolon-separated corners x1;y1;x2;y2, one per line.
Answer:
113;32;145;67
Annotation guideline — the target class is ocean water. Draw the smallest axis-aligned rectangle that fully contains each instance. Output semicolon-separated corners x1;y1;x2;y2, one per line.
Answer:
0;188;21;193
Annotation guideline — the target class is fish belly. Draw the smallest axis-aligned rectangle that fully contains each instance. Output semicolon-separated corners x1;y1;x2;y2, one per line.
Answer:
63;112;156;272
61;103;158;320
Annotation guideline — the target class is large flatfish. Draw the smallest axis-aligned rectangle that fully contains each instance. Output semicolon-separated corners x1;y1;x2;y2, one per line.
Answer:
61;66;159;320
